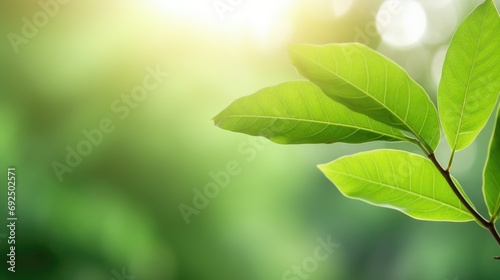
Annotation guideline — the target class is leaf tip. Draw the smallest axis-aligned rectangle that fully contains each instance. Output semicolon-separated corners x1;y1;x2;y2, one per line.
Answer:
316;163;329;173
212;114;223;127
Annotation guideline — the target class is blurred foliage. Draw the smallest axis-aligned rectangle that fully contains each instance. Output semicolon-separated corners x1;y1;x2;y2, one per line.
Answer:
0;0;499;279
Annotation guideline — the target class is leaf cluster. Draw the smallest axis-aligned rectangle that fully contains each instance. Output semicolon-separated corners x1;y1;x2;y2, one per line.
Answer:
214;0;500;256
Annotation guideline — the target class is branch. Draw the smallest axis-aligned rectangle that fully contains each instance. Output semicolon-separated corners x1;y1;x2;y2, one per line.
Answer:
428;153;500;258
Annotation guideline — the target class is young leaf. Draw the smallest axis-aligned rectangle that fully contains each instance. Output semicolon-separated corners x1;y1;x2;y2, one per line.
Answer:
483;107;500;220
438;0;500;152
319;150;473;222
289;44;440;153
213;81;410;144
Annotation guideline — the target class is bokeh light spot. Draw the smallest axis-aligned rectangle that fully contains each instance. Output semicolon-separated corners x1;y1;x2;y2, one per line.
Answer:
377;0;427;47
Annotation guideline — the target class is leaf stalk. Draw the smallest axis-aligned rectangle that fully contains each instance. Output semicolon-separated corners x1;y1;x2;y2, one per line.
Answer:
427;152;500;258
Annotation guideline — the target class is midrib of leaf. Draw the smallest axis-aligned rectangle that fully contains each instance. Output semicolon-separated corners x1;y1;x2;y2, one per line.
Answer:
330;169;469;215
216;114;410;141
450;10;489;154
294;50;432;153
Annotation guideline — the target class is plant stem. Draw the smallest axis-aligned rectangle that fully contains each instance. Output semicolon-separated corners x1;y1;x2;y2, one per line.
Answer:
447;150;455;171
427;153;500;256
418;137;433;156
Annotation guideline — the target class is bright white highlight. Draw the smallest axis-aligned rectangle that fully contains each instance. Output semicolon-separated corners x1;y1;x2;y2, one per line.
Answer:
332;0;355;17
376;0;427;47
148;0;294;49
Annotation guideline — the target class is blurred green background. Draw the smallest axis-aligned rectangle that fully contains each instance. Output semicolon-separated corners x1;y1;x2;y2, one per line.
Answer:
1;0;500;279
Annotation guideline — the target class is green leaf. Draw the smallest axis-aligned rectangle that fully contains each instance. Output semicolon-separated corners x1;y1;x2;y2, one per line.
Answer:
213;81;410;144
438;0;500;152
289;43;440;153
318;150;473;222
483;107;500;220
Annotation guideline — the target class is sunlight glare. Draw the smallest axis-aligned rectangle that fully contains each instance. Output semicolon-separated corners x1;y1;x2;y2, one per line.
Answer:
149;0;295;49
332;0;355;17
